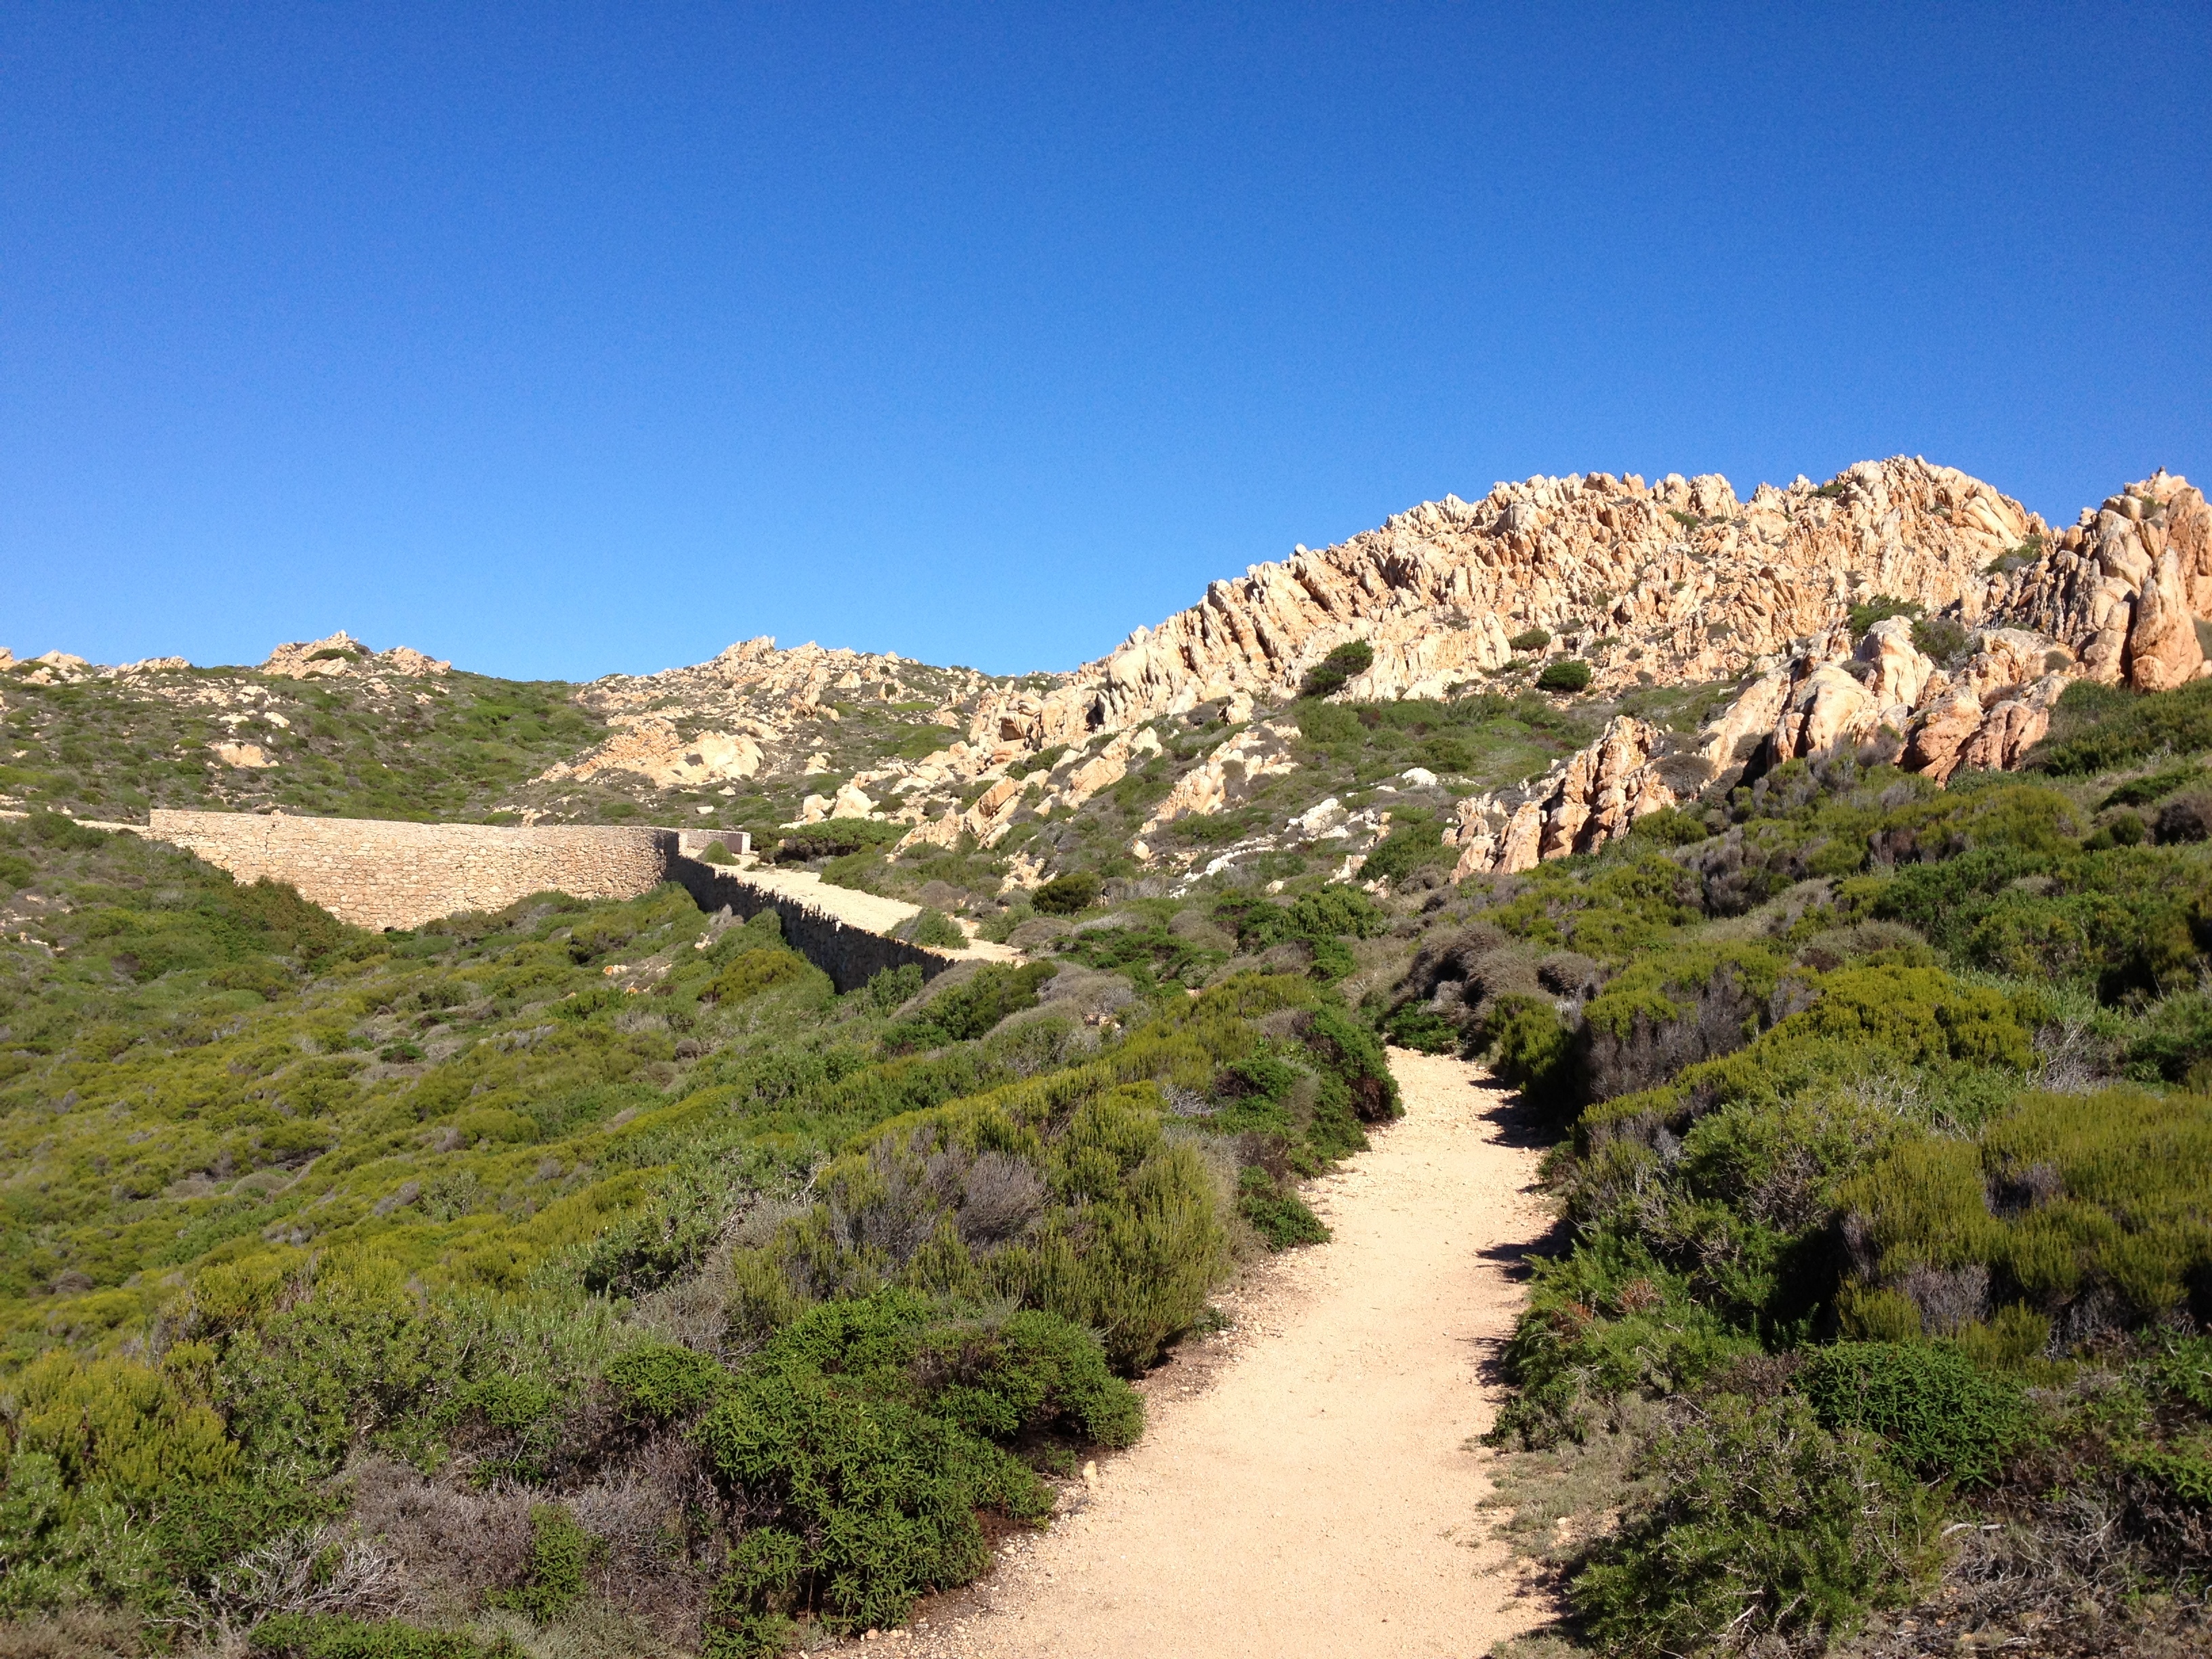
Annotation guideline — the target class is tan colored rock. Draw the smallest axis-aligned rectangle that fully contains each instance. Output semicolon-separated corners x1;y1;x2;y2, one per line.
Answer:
1857;617;1938;711
1448;717;1674;878
1139;726;1298;834
211;741;275;769
1901;687;1986;782
1011;457;2041;743
2124;550;2205;691
1956;675;2067;773
539;718;762;787
262;631;450;679
1769;663;1882;761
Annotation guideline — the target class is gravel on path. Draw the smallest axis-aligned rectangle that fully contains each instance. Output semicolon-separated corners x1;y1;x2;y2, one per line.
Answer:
851;1048;1558;1659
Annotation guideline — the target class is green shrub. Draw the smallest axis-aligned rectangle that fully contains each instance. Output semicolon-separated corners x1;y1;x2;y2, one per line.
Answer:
1299;640;1374;700
1359;815;1450;884
1509;627;1553;652
1799;1342;2029;1485
1571;1394;1936;1656
693;1296;1082;1642
881;961;1058;1052
861;962;924;1013
1909;615;1970;663
2030;677;2212;775
489;1503;597;1622
708;945;813;1002
1847;595;1923;640
903;907;967;948
1536;659;1592;694
249;1616;523;1659
606;1343;731;1422
1237;1168;1329;1249
701;838;739;865
1302;1003;1400;1122
1031;870;1102;915
1478;993;1578;1118
1382;1002;1458;1054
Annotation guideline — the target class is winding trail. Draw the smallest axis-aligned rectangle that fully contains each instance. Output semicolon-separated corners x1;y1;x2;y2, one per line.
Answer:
882;1049;1558;1658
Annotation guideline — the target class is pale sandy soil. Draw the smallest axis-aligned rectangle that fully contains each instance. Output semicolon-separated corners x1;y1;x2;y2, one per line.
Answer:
843;1048;1558;1659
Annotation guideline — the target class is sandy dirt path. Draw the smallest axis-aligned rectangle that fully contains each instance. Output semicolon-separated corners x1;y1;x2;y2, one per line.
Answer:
872;1049;1557;1659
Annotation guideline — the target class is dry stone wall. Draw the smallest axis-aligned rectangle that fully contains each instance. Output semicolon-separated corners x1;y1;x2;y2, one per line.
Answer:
145;811;677;931
666;859;959;993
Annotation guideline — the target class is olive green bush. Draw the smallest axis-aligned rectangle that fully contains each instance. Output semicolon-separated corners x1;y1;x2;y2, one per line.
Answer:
1298;640;1374;699
1571;1394;1936;1656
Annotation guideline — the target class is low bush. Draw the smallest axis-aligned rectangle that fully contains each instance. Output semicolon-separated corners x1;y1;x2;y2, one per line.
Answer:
1031;871;1101;916
1799;1342;2029;1486
1509;627;1553;652
901;907;967;948
248;1616;523;1659
488;1502;596;1622
1536;659;1592;694
1571;1394;1936;1656
880;962;1057;1052
694;1293;1133;1645
1299;640;1374;700
1237;1168;1329;1249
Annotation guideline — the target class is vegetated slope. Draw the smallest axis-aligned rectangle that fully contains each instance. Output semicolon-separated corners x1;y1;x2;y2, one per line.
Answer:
1393;676;2212;1657
0;805;1404;1656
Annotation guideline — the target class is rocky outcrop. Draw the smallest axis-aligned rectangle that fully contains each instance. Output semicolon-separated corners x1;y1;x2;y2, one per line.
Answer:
540;716;766;788
262;631;451;679
1139;724;1299;834
977;457;2045;748
1447;718;1677;877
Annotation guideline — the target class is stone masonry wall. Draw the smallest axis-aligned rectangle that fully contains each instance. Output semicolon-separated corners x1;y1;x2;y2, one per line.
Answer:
146;811;678;932
667;858;959;993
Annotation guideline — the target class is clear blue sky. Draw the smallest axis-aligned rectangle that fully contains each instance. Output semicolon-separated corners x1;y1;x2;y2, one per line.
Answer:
5;3;2207;680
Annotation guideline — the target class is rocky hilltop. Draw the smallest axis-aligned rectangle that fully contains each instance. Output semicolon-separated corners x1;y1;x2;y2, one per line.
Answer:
5;457;2207;902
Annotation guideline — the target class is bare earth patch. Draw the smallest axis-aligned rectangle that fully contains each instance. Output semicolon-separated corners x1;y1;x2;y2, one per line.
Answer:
853;1048;1557;1658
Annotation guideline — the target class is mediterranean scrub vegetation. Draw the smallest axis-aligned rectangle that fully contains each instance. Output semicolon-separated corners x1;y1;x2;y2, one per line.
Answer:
1418;680;2212;1655
0;809;1398;1655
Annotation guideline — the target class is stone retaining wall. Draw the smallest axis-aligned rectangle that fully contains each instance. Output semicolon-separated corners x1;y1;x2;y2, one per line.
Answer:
145;811;677;932
667;858;958;992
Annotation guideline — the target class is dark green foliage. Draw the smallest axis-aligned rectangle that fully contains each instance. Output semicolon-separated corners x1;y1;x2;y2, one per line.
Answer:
694;1294;1134;1643
1477;993;1578;1117
607;1343;732;1422
488;1503;596;1622
773;818;903;863
1031;870;1102;915
1847;595;1923;639
2030;676;2212;775
581;1165;757;1297
881;962;1058;1052
1298;640;1374;699
1908;614;1970;663
1357;813;1451;884
901;907;967;949
1301;1004;1400;1122
249;1616;523;1659
861;963;925;1013
1052;920;1226;989
1535;658;1592;693
700;838;740;865
1799;1343;2028;1486
1570;1394;1936;1657
1380;1002;1458;1054
1237;1168;1329;1248
1509;627;1553;652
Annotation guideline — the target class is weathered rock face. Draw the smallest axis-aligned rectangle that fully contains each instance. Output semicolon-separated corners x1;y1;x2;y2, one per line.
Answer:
1446;717;1676;878
262;631;451;679
539;716;766;788
984;456;2045;747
